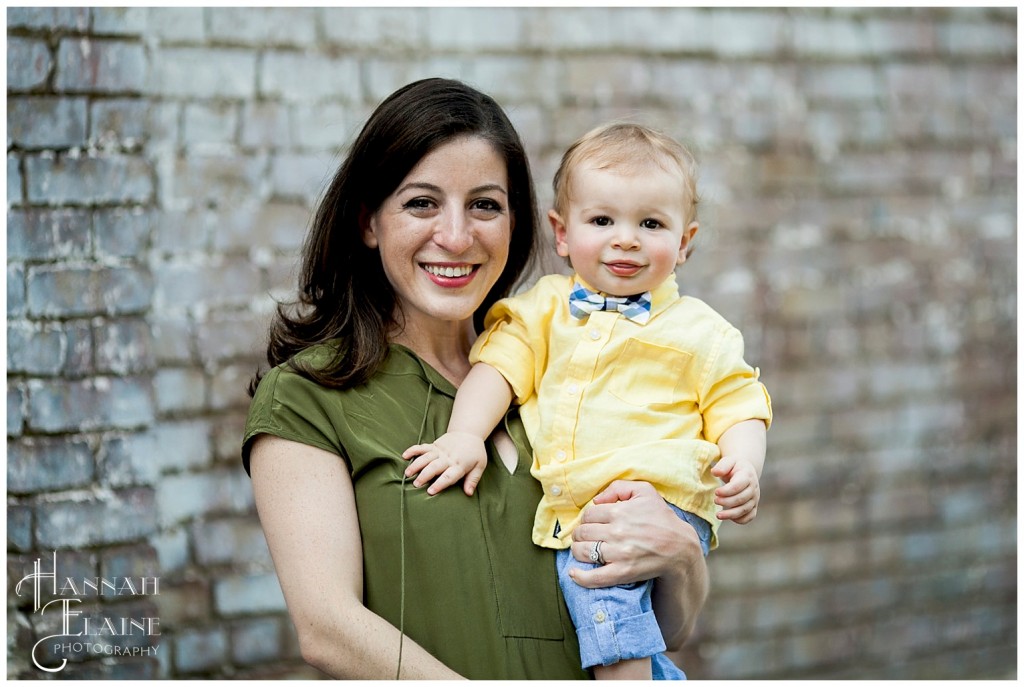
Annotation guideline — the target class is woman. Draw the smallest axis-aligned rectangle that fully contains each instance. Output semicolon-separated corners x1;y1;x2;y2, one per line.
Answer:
243;78;709;679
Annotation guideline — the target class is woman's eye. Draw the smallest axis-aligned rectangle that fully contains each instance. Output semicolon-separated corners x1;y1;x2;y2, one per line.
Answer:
471;198;503;217
403;198;435;213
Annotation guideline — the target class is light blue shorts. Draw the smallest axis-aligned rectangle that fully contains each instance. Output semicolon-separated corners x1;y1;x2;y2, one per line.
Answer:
555;505;712;680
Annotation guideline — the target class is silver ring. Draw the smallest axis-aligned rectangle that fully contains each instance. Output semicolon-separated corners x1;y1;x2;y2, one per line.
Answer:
589;540;605;565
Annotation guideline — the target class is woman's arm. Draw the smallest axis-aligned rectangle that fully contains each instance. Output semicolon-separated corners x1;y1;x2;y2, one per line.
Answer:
249;434;462;679
566;481;709;651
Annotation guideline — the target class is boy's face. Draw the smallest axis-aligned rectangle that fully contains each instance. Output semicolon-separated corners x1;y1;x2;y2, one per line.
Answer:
550;161;698;297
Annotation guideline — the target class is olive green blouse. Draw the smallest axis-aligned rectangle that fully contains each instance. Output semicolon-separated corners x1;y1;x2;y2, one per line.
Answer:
243;343;587;680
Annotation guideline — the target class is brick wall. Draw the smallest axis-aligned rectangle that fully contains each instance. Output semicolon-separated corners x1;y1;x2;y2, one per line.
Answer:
7;7;1016;679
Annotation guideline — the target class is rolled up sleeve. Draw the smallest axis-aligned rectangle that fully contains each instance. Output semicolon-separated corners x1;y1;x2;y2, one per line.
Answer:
699;325;773;443
471;296;540;405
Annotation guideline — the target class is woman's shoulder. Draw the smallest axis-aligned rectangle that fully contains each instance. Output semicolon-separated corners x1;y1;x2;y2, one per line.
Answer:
250;339;347;409
244;345;351;473
289;338;347;370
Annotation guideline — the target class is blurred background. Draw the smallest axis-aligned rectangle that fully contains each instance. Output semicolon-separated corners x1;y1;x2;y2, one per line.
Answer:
6;6;1016;679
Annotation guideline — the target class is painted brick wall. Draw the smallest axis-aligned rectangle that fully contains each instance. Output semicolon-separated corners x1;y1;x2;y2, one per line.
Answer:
7;7;1016;679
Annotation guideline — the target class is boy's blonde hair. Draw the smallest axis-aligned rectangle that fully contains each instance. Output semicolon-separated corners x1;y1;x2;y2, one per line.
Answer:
552;122;700;223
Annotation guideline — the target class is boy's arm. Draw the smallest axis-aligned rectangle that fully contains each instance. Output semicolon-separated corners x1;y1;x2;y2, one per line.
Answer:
448;362;515;438
710;419;767;524
403;363;514;496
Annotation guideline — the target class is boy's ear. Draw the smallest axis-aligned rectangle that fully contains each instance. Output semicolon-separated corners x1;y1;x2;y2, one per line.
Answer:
359;205;378;249
677;222;699;264
549;209;570;258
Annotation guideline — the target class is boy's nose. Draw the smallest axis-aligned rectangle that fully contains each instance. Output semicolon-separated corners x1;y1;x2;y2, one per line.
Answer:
611;226;640;249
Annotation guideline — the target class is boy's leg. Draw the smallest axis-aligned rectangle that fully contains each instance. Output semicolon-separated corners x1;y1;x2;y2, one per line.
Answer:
669;505;713;557
651;505;714;680
556;549;668;677
555;507;711;680
594;657;652;680
652;652;687;680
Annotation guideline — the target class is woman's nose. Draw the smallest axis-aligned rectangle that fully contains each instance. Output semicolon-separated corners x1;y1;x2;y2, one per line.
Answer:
433;212;473;254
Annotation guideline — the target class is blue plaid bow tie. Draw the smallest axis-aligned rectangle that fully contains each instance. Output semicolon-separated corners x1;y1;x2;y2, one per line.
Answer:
569;283;652;325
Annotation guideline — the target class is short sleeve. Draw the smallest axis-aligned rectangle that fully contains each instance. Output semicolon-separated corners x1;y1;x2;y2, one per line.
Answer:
699;325;773;443
242;364;346;475
470;293;543;405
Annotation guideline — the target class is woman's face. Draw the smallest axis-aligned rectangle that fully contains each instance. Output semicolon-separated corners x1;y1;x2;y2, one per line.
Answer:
362;135;512;332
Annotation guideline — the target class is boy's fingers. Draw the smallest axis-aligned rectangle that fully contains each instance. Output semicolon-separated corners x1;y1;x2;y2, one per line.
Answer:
463;465;485;496
413;458;450;486
715;483;754;506
728;506;758;524
402;444;432;460
426;466;464;495
404;452;437;476
717;499;757;521
719;486;759;509
710;456;734;477
714;480;743;498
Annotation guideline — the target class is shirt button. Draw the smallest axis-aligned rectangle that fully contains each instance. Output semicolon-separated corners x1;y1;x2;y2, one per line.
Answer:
567;383;578;395
589;329;601;340
594;611;606;623
555;450;567;462
551;485;562;496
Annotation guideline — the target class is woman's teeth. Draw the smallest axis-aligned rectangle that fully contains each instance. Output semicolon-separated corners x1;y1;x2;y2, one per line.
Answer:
424;265;473;278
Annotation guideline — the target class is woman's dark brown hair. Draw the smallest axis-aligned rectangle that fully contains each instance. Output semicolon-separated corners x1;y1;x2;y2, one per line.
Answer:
249;78;539;393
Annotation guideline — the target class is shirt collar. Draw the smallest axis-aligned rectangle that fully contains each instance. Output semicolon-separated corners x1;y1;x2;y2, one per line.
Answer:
384;344;459;399
571;272;680;323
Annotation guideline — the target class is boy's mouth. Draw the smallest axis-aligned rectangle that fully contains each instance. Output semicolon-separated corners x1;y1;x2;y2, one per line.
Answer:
604;261;645;277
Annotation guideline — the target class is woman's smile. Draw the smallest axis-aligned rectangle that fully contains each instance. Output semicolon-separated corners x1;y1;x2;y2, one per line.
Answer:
420;262;479;286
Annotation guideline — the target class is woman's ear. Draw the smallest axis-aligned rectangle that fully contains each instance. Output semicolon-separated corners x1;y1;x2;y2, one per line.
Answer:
549;209;570;258
359;206;378;249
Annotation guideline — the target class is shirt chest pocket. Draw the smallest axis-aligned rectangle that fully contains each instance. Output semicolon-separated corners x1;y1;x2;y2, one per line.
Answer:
608;338;693;406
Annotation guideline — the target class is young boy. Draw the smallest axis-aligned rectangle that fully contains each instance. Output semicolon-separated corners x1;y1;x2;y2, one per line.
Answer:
404;123;772;680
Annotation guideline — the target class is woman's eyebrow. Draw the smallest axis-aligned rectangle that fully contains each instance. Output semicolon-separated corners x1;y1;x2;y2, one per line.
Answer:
395;182;508;196
470;183;508;197
395;181;443;196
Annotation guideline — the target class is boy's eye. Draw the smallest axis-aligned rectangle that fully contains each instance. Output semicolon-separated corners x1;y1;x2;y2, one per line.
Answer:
592;216;612;227
641;219;663;230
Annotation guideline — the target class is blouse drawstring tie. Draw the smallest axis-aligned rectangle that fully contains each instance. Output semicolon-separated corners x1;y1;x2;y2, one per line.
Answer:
396;380;435;679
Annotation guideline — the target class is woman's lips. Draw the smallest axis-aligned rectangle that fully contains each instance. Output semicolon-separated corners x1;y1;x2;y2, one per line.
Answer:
420;263;478;287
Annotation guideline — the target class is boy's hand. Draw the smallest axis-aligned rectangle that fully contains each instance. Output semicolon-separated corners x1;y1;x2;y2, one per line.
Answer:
402;432;488;496
711;455;760;524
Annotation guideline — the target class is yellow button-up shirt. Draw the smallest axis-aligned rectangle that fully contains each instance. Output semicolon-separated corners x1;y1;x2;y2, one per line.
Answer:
470;273;772;551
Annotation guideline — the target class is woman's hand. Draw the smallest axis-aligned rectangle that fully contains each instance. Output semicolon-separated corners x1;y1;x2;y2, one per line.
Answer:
568;480;709;649
568;480;703;587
